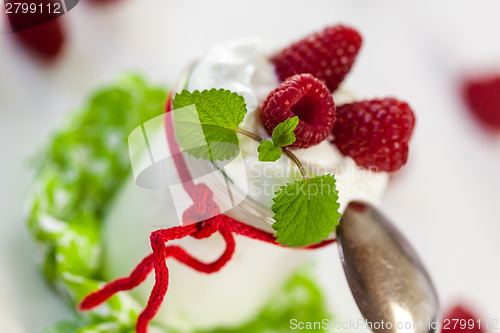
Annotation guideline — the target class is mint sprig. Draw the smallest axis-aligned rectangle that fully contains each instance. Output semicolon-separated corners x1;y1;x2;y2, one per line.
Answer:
257;116;299;162
172;90;340;247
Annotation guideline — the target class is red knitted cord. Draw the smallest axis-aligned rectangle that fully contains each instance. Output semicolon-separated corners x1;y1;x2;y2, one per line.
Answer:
79;92;336;333
183;183;221;227
136;230;169;333
223;214;337;249
79;254;154;311
165;221;235;273
79;223;199;310
136;217;235;333
163;97;198;198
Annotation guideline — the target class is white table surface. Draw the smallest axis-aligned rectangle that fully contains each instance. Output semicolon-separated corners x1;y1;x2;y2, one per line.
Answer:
1;0;500;332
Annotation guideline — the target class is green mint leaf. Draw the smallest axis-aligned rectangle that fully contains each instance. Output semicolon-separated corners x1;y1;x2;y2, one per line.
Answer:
271;116;299;147
172;89;247;161
257;140;282;162
271;174;341;247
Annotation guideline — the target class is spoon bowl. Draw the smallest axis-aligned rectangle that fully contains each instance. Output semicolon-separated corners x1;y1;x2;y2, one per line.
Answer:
337;202;440;333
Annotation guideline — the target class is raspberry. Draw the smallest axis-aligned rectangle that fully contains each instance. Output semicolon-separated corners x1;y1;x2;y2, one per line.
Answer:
6;0;65;61
14;18;65;60
272;24;362;92
332;98;415;172
463;74;500;129
442;305;483;333
261;73;336;149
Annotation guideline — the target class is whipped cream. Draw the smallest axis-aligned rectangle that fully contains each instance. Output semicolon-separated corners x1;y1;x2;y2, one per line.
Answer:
103;37;388;331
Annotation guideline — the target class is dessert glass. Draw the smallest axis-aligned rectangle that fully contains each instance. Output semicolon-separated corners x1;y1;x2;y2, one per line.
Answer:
102;37;389;331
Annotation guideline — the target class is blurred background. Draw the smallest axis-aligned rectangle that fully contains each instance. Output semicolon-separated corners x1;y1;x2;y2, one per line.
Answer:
1;0;500;332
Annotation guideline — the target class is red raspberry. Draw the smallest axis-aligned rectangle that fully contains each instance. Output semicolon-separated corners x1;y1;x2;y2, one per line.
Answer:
272;24;362;92
463;74;500;129
14;18;65;60
6;0;65;60
261;73;336;149
332;98;415;172
441;305;483;333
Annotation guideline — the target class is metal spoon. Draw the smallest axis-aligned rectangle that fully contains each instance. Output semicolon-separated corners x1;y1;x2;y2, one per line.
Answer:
337;202;440;333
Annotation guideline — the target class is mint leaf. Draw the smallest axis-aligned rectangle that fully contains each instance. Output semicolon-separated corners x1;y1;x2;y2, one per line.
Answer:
272;116;299;147
271;174;341;247
258;140;282;162
172;89;247;161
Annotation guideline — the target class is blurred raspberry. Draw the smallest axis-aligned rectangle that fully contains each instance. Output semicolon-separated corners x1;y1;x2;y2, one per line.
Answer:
441;304;483;333
14;18;65;60
6;0;66;60
463;74;500;129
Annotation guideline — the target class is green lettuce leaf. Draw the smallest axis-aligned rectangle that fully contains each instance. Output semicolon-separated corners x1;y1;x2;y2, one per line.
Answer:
27;74;167;327
43;269;332;333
